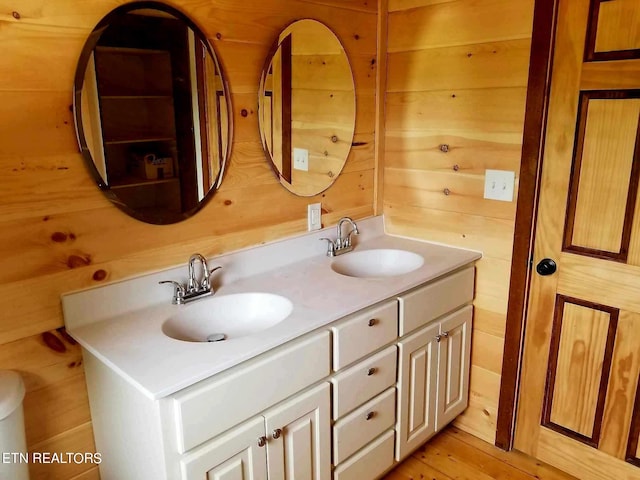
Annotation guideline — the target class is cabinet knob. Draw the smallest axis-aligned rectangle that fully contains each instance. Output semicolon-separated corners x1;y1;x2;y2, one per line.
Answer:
435;335;442;342
368;318;377;327
365;411;376;421
367;367;377;376
441;331;449;338
257;436;267;448
272;428;282;439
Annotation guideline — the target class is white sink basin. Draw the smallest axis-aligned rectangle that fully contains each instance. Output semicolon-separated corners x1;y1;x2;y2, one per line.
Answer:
162;293;293;343
331;249;424;278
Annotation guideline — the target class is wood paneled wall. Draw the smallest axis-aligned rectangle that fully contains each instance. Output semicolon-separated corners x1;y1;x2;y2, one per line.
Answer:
0;1;376;478
382;0;534;444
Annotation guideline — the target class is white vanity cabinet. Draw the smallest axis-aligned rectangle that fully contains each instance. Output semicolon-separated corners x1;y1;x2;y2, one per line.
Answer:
81;264;476;480
396;304;473;461
181;382;330;480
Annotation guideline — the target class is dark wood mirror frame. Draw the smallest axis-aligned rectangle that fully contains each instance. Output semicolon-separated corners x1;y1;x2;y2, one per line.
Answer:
73;1;233;225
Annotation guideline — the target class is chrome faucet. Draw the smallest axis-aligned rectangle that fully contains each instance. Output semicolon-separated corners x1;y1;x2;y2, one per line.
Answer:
159;253;222;304
320;217;359;257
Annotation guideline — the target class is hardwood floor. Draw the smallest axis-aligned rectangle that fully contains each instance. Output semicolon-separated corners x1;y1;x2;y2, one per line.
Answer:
383;427;579;480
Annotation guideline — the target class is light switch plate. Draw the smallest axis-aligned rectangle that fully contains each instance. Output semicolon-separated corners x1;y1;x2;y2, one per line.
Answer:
293;148;309;171
308;203;321;231
484;169;515;202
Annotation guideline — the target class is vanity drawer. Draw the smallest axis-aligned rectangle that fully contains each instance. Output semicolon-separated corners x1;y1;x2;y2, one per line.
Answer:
169;330;330;453
398;267;474;336
332;345;397;420
333;387;396;464
332;300;398;371
333;429;395;480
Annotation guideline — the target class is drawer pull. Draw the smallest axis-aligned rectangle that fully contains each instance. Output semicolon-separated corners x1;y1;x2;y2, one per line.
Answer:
272;428;282;439
367;367;377;376
365;411;376;421
257;436;267;447
368;318;377;327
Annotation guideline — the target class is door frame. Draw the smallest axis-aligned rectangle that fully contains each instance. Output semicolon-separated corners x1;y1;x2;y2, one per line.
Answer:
494;0;560;450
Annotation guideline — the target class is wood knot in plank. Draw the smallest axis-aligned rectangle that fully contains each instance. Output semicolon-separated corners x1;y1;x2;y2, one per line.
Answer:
93;269;107;281
67;254;91;269
42;331;66;353
51;232;68;243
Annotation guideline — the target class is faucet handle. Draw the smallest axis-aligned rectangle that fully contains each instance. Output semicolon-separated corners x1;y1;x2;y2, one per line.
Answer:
320;238;336;257
159;280;186;305
209;266;222;275
203;266;222;290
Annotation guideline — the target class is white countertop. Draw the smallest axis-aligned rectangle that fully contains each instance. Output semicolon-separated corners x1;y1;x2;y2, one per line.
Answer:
62;216;481;400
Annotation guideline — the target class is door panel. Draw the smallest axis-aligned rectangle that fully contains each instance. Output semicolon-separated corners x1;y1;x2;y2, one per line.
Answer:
543;297;618;445
283;417;313;480
601;312;640;458
593;0;640;54
263;382;330;480
396;321;439;461
625;370;640;466
565;96;640;257
516;0;640;478
436;306;472;430
180;417;267;480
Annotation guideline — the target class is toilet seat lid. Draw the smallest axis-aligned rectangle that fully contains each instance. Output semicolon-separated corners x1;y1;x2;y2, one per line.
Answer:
0;371;25;420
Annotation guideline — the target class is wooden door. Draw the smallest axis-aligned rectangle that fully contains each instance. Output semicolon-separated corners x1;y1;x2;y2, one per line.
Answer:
180;417;267;480
436;306;472;430
263;382;331;480
516;1;640;479
396;321;439;461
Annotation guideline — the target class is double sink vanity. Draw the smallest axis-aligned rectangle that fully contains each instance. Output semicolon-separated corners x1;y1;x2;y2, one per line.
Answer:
67;4;481;478
62;216;480;480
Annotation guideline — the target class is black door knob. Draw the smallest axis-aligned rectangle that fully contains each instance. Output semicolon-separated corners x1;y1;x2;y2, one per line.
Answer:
536;258;557;276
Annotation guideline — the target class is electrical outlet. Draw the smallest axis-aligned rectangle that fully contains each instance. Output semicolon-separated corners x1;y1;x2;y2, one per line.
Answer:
293;148;309;171
484;169;515;202
308;203;321;231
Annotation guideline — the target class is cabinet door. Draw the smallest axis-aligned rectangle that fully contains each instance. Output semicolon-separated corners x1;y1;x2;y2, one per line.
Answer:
264;382;331;480
396;321;439;461
436;305;472;430
179;416;267;480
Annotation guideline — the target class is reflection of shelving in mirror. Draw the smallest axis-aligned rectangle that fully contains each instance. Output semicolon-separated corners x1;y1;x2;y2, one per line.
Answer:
75;3;232;224
92;18;183;215
111;177;180;189
103;137;176;145
95;46;174;96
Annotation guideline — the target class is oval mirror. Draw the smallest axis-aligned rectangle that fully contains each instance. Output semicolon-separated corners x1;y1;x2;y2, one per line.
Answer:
258;20;356;196
73;2;232;224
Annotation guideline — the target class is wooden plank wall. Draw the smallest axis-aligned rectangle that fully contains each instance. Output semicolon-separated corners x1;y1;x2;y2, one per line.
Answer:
0;1;376;478
382;0;534;444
